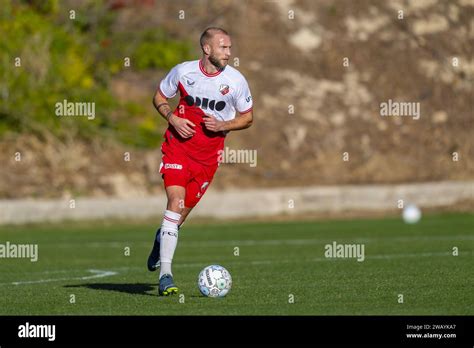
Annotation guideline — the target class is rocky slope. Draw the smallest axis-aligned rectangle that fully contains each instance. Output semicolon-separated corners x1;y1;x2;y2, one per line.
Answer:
1;0;472;198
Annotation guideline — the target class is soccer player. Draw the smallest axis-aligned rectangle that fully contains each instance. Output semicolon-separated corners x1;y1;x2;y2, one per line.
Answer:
148;27;253;296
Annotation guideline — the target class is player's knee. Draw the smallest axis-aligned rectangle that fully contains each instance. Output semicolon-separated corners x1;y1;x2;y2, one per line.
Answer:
167;196;185;214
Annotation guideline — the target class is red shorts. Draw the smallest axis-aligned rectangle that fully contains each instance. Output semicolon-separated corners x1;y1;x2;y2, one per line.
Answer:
159;143;218;208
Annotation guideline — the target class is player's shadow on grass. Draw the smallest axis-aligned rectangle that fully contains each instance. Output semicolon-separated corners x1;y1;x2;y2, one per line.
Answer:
64;283;156;297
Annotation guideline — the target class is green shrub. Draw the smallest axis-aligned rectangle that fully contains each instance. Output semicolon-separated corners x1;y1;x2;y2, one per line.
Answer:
0;2;193;148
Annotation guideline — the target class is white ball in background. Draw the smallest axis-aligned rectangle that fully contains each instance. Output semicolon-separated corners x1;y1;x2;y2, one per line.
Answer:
402;204;422;224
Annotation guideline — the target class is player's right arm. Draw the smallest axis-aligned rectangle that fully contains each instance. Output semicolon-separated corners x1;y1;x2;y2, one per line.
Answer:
153;66;196;138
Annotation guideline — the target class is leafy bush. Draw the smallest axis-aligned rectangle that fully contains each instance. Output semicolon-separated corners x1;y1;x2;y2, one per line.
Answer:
0;1;193;148
135;38;192;70
0;2;115;140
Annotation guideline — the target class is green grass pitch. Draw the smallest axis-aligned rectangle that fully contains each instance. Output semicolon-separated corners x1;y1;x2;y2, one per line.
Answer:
0;213;472;315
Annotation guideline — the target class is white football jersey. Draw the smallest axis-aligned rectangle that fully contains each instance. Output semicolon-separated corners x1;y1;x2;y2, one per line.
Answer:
159;59;253;121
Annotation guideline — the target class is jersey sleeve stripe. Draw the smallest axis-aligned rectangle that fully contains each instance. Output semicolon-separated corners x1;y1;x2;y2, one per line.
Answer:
159;88;172;99
238;107;253;114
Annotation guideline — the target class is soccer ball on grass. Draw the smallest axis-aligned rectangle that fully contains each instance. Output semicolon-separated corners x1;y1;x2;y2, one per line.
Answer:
198;265;232;298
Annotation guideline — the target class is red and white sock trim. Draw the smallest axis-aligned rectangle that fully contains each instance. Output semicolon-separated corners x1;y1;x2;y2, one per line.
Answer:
164;215;179;224
162;210;181;225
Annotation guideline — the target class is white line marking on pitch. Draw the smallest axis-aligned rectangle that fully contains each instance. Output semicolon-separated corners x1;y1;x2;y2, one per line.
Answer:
40;234;474;248
1;269;117;286
2;250;470;286
310;251;459;262
180;250;471;266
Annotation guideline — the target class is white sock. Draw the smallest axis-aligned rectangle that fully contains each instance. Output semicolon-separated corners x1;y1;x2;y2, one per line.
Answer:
159;210;181;278
157;224;181;242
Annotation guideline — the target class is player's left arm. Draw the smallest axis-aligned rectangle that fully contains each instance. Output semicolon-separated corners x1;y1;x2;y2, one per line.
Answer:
203;110;253;132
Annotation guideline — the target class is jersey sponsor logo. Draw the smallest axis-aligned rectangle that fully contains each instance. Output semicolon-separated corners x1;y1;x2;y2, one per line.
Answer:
245;95;252;103
219;84;230;95
184;95;226;111
164;163;183;170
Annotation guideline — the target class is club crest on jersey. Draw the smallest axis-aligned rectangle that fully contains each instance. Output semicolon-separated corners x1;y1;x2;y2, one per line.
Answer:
219;84;230;95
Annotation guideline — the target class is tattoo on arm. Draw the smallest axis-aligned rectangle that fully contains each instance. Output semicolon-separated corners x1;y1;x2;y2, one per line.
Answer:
154;101;173;121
